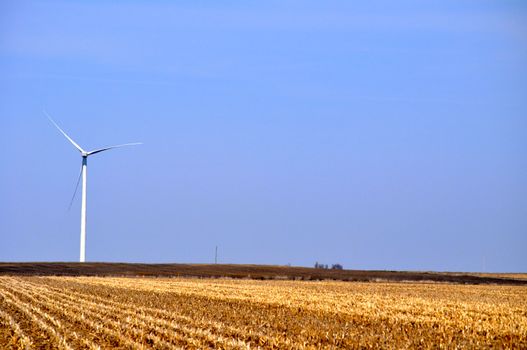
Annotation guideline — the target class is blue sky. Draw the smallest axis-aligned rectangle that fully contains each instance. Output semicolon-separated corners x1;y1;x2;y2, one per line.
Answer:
1;1;526;272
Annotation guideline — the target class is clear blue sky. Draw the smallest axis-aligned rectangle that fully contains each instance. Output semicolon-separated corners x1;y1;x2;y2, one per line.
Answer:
1;1;526;272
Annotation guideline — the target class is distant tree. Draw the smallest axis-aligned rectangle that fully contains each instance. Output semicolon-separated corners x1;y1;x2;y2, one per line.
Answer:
314;262;330;269
331;263;343;270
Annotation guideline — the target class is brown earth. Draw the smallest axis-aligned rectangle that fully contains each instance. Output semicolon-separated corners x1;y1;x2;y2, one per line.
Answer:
0;262;525;285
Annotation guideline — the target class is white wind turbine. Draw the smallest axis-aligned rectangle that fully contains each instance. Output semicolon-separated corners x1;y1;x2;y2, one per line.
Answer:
46;111;141;262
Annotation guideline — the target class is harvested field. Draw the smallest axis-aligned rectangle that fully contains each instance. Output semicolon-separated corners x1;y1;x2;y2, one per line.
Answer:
1;262;526;285
1;276;526;349
474;273;527;281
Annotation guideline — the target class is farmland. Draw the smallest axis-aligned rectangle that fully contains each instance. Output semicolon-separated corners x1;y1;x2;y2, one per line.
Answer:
1;276;526;349
2;262;527;285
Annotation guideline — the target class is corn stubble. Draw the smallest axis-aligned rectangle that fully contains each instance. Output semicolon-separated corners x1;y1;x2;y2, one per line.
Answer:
0;276;525;349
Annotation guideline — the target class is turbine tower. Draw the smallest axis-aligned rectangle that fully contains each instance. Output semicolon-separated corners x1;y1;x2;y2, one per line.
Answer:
46;111;141;262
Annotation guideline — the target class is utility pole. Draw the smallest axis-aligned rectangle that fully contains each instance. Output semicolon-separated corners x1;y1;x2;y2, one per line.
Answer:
215;245;218;264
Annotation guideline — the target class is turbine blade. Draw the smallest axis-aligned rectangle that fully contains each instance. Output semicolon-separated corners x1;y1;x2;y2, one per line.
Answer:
68;162;83;211
45;110;85;153
87;142;142;156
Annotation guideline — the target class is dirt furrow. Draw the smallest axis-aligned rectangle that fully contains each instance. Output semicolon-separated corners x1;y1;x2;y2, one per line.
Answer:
3;278;169;350
2;279;115;350
27;277;281;349
0;284;72;350
9;277;229;349
36;277;363;348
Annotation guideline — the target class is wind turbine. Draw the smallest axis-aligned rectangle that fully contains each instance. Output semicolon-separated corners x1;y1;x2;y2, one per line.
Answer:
46;111;141;262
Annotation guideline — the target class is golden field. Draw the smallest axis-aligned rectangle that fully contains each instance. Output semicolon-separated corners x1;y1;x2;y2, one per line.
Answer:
1;276;526;349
